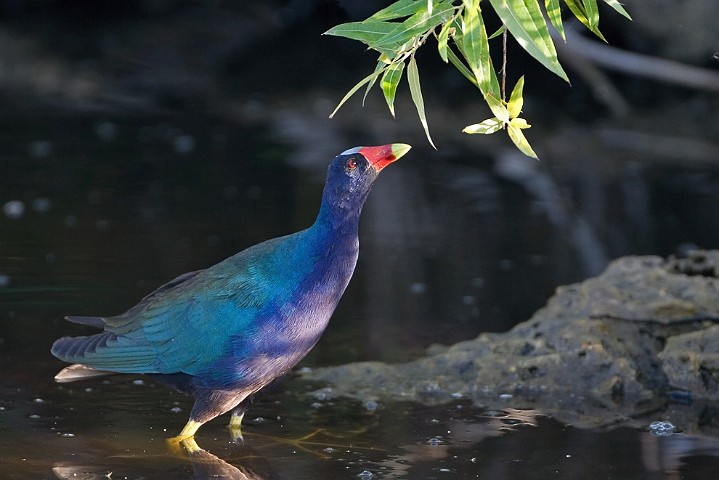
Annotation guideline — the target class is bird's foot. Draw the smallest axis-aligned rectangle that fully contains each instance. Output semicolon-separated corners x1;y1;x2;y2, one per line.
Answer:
166;436;201;456
166;419;203;453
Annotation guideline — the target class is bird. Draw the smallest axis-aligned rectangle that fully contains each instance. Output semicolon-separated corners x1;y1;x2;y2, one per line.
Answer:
51;143;411;441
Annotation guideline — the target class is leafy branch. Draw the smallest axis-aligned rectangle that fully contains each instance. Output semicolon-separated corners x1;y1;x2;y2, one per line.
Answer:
325;0;631;159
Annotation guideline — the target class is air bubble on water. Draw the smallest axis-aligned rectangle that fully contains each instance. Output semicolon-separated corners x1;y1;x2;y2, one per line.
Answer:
358;470;373;480
365;400;378;412
131;379;145;386
428;437;442;446
498;393;513;401
649;420;677;437
33;398;45;403
313;390;330;401
170;407;182;413
310;402;323;409
3;200;25;219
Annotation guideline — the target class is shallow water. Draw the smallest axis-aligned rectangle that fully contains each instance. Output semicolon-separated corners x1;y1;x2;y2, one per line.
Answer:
2;114;719;478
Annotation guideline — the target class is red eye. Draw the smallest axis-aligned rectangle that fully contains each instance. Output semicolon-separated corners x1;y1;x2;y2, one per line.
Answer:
346;157;358;170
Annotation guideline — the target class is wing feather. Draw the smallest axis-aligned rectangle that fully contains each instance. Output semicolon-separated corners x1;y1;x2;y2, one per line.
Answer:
51;235;301;379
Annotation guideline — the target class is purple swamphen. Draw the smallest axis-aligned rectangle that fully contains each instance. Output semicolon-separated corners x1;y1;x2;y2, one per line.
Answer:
51;143;411;440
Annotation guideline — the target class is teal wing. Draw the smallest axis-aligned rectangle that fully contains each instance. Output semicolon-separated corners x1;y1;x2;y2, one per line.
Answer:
51;236;297;375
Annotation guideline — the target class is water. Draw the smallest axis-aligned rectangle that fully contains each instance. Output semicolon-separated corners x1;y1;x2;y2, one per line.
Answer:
2;114;719;478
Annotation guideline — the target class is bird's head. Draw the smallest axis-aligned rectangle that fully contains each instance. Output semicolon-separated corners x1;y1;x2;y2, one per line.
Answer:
320;143;411;225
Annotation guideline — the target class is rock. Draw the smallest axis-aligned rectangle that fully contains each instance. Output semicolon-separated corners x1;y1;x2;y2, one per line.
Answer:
302;251;719;428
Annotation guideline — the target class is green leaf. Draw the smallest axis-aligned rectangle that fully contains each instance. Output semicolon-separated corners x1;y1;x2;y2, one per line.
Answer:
437;18;454;62
488;0;569;82
485;94;509;123
510;117;531;129
459;4;500;97
363;58;388;106
381;61;405;116
488;25;506;40
323;20;396;44
463;117;504;134
507;75;525;118
564;0;606;41
582;0;606;41
544;0;565;40
372;2;455;51
602;0;632;20
508;124;538;159
330;65;389;118
407;56;436;149
369;0;421;21
446;45;478;87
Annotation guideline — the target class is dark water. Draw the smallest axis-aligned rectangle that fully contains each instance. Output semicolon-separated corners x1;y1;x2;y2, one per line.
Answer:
2;114;719;479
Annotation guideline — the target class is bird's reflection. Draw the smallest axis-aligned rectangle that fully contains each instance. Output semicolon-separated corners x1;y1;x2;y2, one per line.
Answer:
179;438;278;480
52;437;278;480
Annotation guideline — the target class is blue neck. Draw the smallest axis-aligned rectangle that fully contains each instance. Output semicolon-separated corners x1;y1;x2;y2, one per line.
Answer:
312;185;370;239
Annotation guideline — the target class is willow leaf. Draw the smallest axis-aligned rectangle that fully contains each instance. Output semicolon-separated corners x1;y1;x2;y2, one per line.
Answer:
602;0;631;19
463;117;504;134
330;65;389;118
363;59;388;106
507;76;525;118
564;0;606;41
369;0;421;21
372;3;455;51
459;4;500;97
446;46;478;87
407;56;436;149
381;61;405;116
508;124;538;159
545;0;565;40
488;0;569;82
582;0;606;41
437;18;453;62
485;94;509;123
324;20;395;45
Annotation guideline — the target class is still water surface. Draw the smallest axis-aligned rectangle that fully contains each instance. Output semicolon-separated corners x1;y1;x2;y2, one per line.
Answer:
2;115;719;478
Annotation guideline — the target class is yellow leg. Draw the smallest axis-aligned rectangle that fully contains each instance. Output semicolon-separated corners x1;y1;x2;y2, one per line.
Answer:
167;419;203;445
